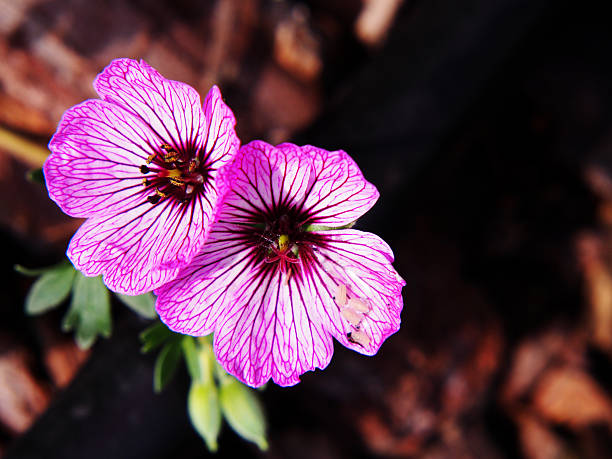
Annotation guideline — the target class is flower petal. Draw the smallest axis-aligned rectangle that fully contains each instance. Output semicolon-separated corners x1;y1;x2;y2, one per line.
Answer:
309;229;404;355
155;220;255;335
45;99;160;218
156;216;334;387
219;141;314;217
202;85;241;171
294;145;380;227
213;270;333;387
68;191;214;295
93;59;206;153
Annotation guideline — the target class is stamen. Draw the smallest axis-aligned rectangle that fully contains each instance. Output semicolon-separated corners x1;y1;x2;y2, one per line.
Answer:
140;165;150;174
161;144;179;163
146;153;156;164
147;194;161;204
169;177;185;187
156;188;168;198
189;158;200;172
142;178;150;186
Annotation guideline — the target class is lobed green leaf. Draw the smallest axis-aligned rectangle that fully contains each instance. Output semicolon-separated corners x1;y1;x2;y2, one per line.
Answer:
15;259;71;277
115;292;157;319
24;263;76;315
153;338;183;393
139;321;175;353
62;274;111;349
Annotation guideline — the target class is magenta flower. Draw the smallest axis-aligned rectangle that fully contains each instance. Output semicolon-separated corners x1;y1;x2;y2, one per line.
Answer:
44;58;240;294
156;141;404;387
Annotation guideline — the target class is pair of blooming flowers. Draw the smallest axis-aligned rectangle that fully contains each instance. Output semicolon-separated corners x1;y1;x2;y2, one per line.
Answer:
44;58;404;387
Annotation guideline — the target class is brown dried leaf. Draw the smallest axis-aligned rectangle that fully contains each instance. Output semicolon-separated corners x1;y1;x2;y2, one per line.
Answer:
0;348;50;434
35;316;90;388
274;5;322;82
355;0;404;47
515;410;566;459
358;412;423;457
532;367;612;430
577;233;612;352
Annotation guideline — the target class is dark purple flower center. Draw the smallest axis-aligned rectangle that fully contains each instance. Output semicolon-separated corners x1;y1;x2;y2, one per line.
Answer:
237;206;325;278
140;143;213;204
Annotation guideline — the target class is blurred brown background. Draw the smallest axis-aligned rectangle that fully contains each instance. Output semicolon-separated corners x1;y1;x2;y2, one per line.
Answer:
1;0;612;458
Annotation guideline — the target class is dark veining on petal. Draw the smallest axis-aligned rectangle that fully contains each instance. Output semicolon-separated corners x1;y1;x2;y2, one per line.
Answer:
139;143;214;204
224;197;328;282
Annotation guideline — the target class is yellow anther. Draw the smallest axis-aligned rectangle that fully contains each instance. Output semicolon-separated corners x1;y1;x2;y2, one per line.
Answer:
161;144;178;162
167;169;182;178
146;153;155;164
278;234;290;251
164;152;179;163
169;177;185;187
155;188;168;198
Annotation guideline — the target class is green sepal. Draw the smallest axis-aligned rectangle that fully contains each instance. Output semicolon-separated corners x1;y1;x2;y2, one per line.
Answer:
115;292;157;319
303;220;356;232
62;274;111;349
153;338;183;393
182;336;201;382
139;321;175;353
23;263;76;315
219;378;268;451
188;381;222;452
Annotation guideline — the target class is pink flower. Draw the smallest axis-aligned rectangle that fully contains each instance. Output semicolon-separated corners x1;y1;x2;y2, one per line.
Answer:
156;141;405;387
45;59;240;294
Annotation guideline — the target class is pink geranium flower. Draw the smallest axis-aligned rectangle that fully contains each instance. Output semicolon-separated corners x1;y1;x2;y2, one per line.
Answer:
156;141;405;387
45;58;240;294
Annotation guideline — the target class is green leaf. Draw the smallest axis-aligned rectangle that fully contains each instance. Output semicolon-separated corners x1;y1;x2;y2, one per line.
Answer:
62;274;111;349
24;263;76;315
139;321;175;353
219;378;268;450
115;292;157;319
153;339;182;393
26;167;45;184
188;381;221;452
15;259;71;277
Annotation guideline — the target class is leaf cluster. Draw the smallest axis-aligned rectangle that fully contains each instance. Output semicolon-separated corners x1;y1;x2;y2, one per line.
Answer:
140;325;268;451
17;261;156;349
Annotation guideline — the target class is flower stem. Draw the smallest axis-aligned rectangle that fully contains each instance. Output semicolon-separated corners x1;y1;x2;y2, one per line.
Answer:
0;125;49;168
